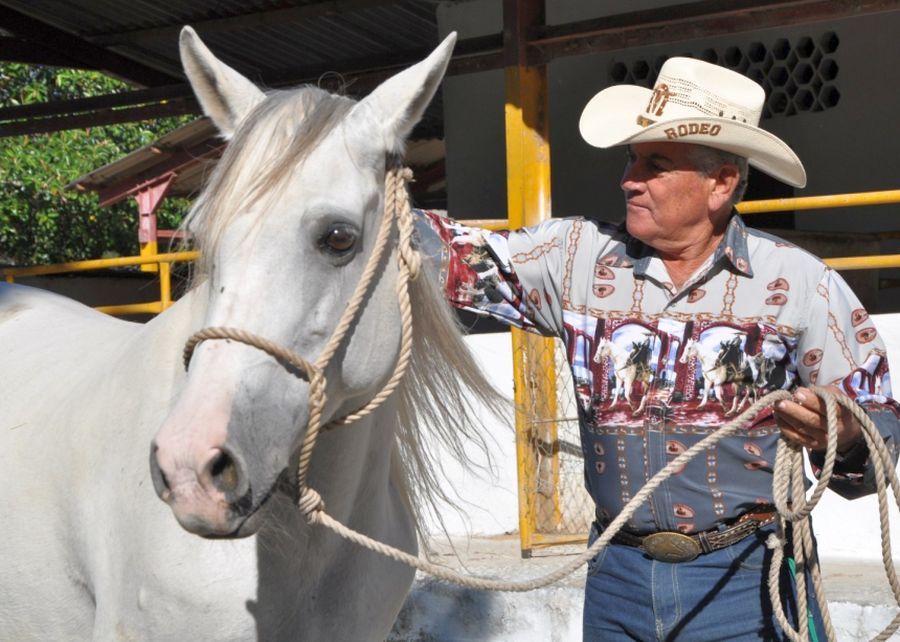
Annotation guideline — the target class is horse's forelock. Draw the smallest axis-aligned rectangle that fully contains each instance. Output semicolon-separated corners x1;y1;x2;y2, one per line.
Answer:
182;86;357;275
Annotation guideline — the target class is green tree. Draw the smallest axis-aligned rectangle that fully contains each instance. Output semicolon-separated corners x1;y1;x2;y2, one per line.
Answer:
0;64;191;265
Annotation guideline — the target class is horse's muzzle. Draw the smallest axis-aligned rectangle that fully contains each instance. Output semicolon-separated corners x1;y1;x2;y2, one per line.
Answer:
149;441;260;538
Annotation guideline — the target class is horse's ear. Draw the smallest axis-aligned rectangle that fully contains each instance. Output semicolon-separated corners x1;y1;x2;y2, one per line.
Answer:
179;26;265;139
353;32;456;151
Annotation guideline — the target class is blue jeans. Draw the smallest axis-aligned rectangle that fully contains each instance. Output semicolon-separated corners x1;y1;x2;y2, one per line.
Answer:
583;522;826;641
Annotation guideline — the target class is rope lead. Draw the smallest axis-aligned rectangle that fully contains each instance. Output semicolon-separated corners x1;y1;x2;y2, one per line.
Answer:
179;165;900;642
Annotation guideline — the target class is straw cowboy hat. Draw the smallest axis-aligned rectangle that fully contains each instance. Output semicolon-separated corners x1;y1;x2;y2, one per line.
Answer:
579;56;807;188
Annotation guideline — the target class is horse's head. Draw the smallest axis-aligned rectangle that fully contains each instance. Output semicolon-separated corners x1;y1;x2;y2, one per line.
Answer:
678;339;697;363
150;27;456;538
593;338;612;362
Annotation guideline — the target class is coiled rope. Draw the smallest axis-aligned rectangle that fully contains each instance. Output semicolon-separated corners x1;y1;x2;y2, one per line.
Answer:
182;163;900;642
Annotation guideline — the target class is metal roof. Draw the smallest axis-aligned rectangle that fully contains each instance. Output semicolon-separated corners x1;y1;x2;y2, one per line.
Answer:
68;118;222;204
0;0;460;138
0;1;445;82
4;1;895;139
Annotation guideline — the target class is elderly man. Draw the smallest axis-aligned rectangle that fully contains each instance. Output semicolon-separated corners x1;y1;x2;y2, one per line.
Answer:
417;57;900;640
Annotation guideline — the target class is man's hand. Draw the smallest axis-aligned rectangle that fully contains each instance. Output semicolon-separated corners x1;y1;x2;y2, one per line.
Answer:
773;385;863;453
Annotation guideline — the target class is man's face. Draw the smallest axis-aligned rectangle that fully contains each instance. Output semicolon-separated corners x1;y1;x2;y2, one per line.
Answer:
621;142;719;253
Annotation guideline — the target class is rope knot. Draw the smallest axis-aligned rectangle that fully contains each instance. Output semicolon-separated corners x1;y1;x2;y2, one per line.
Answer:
400;246;422;280
297;487;325;522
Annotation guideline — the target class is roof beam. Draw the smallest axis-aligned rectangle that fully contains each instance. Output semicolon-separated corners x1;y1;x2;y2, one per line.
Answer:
89;0;401;46
0;36;98;68
5;0;898;136
0;99;196;137
93;140;225;207
527;0;900;64
0;32;503;132
0;84;188;121
0;5;178;86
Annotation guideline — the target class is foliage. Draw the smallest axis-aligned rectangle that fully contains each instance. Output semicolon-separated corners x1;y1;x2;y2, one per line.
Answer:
0;64;192;265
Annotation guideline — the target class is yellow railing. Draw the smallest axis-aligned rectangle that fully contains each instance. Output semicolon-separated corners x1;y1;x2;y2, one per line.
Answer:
1;251;199;316
467;189;900;272
3;188;900;320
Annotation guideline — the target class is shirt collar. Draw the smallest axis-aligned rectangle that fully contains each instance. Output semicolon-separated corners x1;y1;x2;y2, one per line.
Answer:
625;212;754;279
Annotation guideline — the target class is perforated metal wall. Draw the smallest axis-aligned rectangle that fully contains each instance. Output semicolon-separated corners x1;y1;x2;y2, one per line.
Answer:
608;32;841;119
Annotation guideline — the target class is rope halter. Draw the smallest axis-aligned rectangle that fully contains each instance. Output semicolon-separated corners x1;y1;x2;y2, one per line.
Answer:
181;159;419;523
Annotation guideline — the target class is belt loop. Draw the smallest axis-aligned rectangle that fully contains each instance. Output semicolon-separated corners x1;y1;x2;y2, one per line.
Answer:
697;529;713;554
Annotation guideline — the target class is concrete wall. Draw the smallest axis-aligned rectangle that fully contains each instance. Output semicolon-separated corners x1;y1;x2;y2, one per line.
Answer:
436;1;900;310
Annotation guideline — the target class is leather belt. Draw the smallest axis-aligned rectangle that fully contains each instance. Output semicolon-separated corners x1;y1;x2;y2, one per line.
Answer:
598;507;778;563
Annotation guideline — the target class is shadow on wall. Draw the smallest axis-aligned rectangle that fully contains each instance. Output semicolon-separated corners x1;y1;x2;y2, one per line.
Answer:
14;269;192;323
390;582;499;641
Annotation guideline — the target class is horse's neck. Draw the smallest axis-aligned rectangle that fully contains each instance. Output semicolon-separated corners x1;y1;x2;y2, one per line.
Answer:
693;348;716;370
113;284;210;405
306;400;405;527
135;283;209;357
608;345;625;363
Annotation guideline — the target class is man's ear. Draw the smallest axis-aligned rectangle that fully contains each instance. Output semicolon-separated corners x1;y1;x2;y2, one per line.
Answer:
708;163;741;212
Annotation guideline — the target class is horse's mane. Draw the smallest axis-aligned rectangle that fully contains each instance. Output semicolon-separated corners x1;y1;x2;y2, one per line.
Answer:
181;85;510;538
396;262;510;539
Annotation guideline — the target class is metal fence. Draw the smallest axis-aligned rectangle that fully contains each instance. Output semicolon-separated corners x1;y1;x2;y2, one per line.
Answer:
514;333;593;556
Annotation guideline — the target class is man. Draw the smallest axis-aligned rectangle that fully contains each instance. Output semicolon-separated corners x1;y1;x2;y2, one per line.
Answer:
416;57;900;640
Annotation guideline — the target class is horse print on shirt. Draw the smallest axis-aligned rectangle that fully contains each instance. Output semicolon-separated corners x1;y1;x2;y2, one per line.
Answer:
565;314;810;428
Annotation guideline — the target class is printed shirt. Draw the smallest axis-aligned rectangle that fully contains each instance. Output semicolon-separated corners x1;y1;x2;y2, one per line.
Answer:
416;210;900;535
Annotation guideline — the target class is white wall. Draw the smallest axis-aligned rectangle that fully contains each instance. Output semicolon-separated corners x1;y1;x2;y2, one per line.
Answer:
432;314;900;563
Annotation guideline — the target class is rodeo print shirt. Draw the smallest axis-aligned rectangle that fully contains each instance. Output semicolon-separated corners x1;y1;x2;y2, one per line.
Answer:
416;210;900;535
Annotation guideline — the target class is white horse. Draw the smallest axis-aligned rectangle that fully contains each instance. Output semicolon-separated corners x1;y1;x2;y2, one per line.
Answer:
593;336;654;415
679;337;754;416
0;28;501;641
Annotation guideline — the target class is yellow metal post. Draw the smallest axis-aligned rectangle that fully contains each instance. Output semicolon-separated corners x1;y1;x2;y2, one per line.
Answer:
139;239;159;274
159;260;173;309
504;0;559;557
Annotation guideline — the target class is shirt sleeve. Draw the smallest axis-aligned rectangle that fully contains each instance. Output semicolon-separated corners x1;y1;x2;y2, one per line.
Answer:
800;266;900;498
413;209;574;337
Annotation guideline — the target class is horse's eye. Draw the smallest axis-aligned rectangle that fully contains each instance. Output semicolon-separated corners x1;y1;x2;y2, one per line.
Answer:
320;225;357;254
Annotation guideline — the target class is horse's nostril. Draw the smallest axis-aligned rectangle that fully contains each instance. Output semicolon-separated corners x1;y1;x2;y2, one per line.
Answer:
209;449;240;493
149;443;172;501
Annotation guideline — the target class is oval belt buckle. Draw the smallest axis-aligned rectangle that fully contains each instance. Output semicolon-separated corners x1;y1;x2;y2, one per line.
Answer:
641;532;701;563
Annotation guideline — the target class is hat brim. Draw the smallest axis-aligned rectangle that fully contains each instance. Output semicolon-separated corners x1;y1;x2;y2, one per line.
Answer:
579;85;807;188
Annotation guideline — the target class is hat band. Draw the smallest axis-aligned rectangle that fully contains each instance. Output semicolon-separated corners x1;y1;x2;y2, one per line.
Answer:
636;115;656;128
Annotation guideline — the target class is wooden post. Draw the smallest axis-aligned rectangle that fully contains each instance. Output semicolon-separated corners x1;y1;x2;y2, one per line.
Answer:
134;173;175;273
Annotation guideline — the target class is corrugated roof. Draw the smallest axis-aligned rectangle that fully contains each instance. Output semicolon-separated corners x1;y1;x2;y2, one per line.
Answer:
0;1;450;83
68;118;222;202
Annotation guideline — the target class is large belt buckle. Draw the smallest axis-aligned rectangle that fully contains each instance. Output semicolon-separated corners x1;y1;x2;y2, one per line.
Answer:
641;532;701;563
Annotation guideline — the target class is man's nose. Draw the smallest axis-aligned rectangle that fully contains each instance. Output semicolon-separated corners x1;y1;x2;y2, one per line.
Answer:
621;167;642;192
